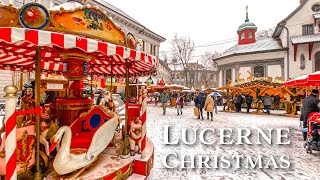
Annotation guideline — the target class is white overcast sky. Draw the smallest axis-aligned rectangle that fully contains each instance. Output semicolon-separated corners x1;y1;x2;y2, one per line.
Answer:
106;0;299;60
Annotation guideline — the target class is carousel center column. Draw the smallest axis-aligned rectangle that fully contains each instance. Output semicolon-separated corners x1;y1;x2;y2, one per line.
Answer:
55;56;92;126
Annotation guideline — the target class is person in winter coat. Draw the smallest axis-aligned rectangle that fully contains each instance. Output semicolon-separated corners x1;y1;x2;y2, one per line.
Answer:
263;94;272;115
222;96;227;111
245;93;253;113
274;94;281;110
176;93;184;115
195;92;206;120
300;89;320;140
236;94;244;112
204;95;214;120
96;91;106;105
160;90;170;115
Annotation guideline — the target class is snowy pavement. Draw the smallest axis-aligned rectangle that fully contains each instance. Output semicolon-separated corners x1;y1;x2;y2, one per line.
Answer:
146;104;320;180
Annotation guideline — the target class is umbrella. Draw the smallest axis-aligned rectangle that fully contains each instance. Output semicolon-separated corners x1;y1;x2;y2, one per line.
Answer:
153;92;160;96
210;92;222;97
307;71;320;86
283;74;308;87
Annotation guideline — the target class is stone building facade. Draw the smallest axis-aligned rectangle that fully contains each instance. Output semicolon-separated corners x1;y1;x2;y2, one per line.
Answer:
169;62;218;88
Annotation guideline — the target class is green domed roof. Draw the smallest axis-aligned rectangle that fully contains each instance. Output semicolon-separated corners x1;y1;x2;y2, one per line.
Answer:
237;6;257;32
237;21;257;32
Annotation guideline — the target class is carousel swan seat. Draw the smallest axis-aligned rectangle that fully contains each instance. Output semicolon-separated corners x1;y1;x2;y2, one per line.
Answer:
70;106;115;149
49;106;119;175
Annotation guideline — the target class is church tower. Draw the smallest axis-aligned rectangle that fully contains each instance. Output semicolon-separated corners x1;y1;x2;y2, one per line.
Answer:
237;6;257;45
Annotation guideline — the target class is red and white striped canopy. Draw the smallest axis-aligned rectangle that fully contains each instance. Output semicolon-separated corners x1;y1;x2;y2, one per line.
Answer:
0;27;158;77
283;71;320;87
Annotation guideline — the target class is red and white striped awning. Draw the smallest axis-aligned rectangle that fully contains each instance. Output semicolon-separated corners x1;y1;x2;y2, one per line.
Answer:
0;27;158;77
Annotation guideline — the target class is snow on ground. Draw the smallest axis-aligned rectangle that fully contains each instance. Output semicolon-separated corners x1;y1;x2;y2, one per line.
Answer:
146;103;320;180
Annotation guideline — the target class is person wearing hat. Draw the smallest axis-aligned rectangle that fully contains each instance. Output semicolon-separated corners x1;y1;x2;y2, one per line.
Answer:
96;91;106;105
300;89;320;140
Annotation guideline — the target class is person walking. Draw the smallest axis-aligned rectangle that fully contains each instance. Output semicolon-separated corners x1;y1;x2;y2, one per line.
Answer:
160;90;170;115
274;94;281;110
222;96;227;111
300;89;320;140
213;96;218;114
246;93;253;113
263;94;272;115
204;94;214;120
195;91;206;120
236;94;243;112
176;93;184;115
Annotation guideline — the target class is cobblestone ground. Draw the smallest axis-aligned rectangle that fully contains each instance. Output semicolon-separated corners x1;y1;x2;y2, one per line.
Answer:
146;104;320;180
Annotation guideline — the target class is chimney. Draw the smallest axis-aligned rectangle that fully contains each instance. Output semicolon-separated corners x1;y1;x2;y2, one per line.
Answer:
300;0;306;5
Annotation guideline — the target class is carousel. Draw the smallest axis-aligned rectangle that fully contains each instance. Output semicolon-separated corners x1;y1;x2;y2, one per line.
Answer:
0;1;156;179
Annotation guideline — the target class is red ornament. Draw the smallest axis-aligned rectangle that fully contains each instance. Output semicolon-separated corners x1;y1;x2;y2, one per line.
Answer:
26;8;39;22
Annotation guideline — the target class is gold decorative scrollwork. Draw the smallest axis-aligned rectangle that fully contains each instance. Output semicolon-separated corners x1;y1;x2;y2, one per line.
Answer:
16;130;35;175
113;162;133;180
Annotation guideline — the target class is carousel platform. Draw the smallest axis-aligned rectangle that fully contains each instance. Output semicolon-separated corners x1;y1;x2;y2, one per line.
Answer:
46;138;154;180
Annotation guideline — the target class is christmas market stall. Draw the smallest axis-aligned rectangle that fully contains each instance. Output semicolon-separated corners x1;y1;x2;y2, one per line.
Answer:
0;1;157;179
219;71;286;114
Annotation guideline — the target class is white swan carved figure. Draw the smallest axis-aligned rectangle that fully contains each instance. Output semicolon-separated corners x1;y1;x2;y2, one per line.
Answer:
49;116;119;175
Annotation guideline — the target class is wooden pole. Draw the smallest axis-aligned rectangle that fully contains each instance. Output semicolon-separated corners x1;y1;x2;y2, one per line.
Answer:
111;61;113;97
20;72;23;91
121;60;130;159
34;47;42;180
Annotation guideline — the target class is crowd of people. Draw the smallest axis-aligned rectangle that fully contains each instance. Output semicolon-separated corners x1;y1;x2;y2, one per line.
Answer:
194;91;219;120
222;93;283;115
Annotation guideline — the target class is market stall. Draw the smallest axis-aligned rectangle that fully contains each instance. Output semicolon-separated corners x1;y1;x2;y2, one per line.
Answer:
0;1;157;179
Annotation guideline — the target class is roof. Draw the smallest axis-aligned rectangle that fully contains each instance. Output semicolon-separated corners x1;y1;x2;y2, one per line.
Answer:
237;22;257;32
0;27;158;77
291;34;320;44
273;0;309;38
93;0;166;42
215;38;285;60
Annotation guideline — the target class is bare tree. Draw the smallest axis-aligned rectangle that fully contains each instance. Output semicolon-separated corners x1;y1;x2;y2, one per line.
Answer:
256;28;275;40
160;51;169;63
198;51;222;88
170;34;195;87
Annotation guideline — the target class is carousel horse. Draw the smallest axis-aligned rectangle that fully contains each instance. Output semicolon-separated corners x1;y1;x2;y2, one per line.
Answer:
49;111;119;176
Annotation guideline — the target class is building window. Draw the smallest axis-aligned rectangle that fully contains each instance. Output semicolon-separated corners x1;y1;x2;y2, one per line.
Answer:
240;32;245;40
302;24;314;35
225;69;232;85
254;65;265;77
300;54;306;70
142;40;145;52
249;32;253;38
